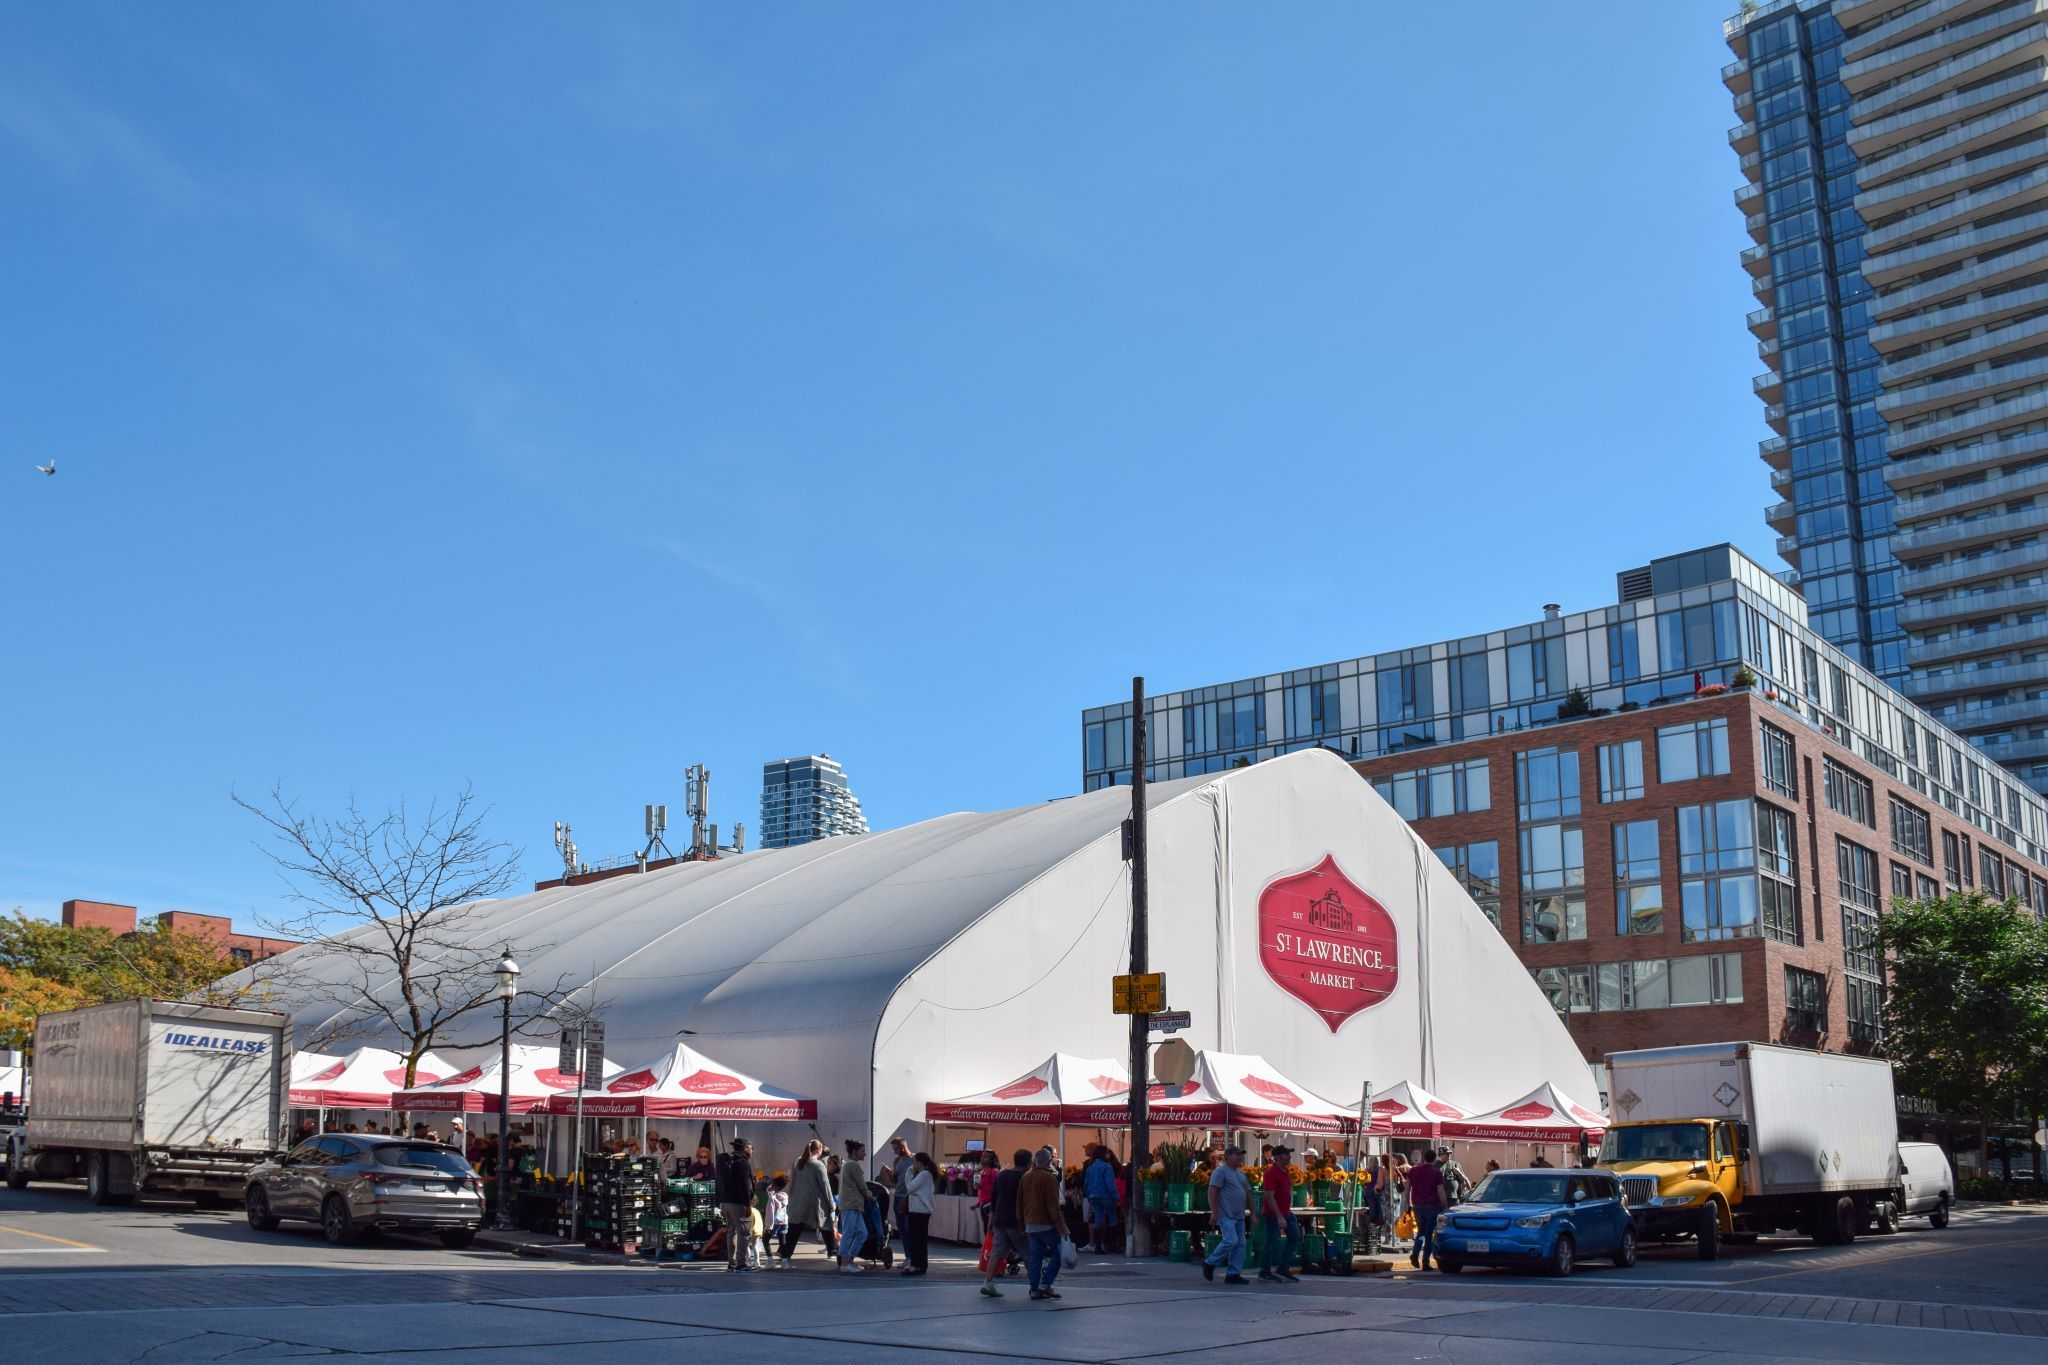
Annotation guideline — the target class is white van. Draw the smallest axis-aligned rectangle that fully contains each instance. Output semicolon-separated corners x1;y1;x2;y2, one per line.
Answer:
1897;1142;1954;1228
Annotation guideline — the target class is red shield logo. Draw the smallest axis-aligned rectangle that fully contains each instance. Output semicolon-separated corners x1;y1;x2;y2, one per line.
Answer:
532;1067;581;1090
1370;1098;1403;1115
1257;854;1399;1032
993;1076;1049;1101
1240;1075;1302;1109
384;1066;437;1086
311;1061;346;1082
1501;1101;1555;1123
1568;1103;1603;1123
1089;1075;1128;1096
609;1068;659;1093
678;1069;745;1095
441;1065;485;1087
1425;1099;1464;1119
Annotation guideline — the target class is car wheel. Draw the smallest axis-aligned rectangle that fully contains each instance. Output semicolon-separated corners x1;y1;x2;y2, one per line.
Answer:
440;1228;476;1250
1548;1232;1575;1278
1615;1226;1638;1268
321;1195;360;1246
246;1186;280;1232
1435;1257;1463;1274
1696;1205;1719;1261
1929;1196;1950;1230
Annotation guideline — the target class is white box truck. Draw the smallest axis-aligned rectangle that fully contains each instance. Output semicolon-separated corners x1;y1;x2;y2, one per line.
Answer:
1600;1042;1902;1258
5;999;292;1206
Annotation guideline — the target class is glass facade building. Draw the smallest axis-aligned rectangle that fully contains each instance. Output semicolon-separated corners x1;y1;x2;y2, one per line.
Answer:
1079;545;2048;868
1728;0;2048;797
759;754;870;849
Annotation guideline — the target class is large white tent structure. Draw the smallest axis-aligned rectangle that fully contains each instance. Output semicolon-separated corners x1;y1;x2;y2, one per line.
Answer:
243;749;1596;1152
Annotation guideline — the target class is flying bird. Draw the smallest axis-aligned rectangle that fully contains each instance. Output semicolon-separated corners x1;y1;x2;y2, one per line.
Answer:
34;461;54;476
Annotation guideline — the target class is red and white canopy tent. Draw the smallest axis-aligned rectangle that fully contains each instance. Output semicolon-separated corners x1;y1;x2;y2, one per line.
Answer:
545;1042;817;1121
1364;1080;1470;1142
1441;1081;1608;1144
391;1044;620;1115
924;1054;1131;1126
291;1046;454;1111
1065;1050;1390;1137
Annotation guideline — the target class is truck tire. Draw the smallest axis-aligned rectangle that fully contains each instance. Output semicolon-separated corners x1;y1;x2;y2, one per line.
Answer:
1814;1195;1857;1245
4;1142;27;1191
1696;1204;1720;1261
321;1195;360;1246
86;1152;118;1207
1873;1199;1899;1235
1930;1196;1950;1230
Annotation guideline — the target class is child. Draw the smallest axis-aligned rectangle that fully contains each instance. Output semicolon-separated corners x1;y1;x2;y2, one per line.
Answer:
767;1174;790;1267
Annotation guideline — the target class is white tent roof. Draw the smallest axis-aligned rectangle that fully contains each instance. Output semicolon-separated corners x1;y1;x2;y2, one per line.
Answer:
0;1065;22;1102
1445;1080;1608;1142
1144;1050;1363;1135
926;1054;1130;1125
391;1043;620;1115
290;1045;455;1109
244;749;1597;1152
544;1041;816;1120
1365;1080;1469;1140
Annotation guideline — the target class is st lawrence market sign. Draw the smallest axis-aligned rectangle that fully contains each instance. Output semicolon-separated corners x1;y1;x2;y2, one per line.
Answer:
1257;854;1399;1032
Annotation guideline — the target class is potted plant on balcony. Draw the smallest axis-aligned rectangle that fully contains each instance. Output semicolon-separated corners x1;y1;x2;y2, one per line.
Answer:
1732;666;1758;689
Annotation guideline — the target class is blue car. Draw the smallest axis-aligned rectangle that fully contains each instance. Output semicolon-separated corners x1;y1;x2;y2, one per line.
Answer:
1433;1168;1637;1277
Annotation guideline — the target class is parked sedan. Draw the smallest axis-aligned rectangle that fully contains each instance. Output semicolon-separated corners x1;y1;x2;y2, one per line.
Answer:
1434;1169;1637;1277
245;1134;484;1248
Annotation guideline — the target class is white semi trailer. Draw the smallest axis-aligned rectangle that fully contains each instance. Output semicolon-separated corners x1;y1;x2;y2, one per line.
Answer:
5;999;292;1205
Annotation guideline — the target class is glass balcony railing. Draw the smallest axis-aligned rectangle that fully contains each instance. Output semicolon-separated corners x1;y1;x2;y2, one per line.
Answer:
1900;545;2048;596
1893;504;2048;556
1885;427;2048;490
1864;163;2048;257
1771;464;1793;490
1872;273;2048;350
1852;67;2043;157
1855;25;2048;126
1859;87;2048;191
1896;461;2048;521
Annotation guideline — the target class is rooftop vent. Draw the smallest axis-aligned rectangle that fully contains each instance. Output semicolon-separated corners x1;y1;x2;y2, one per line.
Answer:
1616;566;1655;603
1542;603;1562;621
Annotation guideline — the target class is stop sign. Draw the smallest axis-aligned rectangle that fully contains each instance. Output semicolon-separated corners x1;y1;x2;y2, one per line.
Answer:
1153;1039;1196;1087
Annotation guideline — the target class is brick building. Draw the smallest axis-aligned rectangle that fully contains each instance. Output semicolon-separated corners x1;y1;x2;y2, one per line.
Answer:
1354;691;2048;1070
60;899;297;967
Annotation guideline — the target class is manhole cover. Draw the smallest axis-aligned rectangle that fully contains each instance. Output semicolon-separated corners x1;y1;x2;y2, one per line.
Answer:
1281;1308;1354;1319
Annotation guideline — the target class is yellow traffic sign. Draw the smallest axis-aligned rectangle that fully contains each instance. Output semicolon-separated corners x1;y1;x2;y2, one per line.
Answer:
1112;972;1165;1015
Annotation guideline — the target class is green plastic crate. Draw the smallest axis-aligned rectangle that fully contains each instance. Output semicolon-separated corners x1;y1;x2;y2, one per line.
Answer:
1167;1229;1191;1262
1301;1233;1326;1264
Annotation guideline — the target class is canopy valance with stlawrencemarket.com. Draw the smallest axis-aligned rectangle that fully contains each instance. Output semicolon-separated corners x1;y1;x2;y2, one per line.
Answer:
233;748;1599;1154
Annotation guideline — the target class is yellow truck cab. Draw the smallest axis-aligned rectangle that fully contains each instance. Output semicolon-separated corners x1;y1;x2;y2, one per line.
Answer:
1600;1042;1903;1259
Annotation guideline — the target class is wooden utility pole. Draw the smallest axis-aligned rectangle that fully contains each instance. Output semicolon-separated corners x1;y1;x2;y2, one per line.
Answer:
1125;676;1150;1256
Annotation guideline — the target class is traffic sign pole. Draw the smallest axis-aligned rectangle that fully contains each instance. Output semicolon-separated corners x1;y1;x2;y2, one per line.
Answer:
1126;675;1150;1258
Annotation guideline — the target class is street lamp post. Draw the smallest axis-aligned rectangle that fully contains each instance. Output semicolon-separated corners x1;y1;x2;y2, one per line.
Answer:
494;952;520;1231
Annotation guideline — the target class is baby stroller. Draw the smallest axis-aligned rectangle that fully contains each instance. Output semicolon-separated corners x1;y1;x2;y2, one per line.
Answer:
859;1179;895;1270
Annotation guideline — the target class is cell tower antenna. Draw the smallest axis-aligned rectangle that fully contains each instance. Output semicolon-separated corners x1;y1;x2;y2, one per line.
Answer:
553;821;580;879
685;764;712;856
641;803;674;864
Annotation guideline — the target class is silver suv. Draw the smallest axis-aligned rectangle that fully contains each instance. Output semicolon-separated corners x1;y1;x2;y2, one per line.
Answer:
245;1134;483;1248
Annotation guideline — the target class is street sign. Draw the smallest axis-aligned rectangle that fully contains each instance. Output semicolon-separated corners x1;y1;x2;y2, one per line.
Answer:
558;1028;582;1078
1153;1039;1197;1086
1151;1010;1192;1034
1111;972;1165;1015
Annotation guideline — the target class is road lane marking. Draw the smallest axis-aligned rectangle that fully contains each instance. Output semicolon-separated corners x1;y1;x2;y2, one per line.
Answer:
0;1224;105;1252
0;1248;105;1254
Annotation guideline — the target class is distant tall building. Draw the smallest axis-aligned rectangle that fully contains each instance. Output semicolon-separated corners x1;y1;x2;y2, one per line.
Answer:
759;755;870;849
1726;0;2048;797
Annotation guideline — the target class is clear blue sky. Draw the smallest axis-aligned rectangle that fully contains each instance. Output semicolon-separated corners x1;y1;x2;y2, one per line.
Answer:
0;2;1762;926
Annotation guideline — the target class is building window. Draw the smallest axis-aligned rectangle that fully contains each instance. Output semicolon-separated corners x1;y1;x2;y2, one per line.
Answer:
1759;722;1798;799
1838;836;1883;1043
1369;758;1490;822
1981;848;2009;899
1942;829;1962;890
1845;977;1883;1045
1888;797;1932;867
1658;718;1731;782
1519;822;1586;944
1890;862;1914;903
1678;799;1758;942
1542;953;1743;1014
229;947;254;967
1784;966;1824;1033
1597;741;1645;804
1613;819;1663;936
1757;802;1800;945
1434;841;1502;931
1823;757;1874;827
1515;747;1581;822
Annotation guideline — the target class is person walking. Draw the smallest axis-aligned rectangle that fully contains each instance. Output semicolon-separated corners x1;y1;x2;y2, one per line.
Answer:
718;1137;758;1273
1083;1145;1120;1253
1360;1155;1385;1230
780;1140;834;1267
1018;1146;1064;1301
1405;1148;1447;1270
1438;1148;1472;1205
980;1149;1030;1299
975;1151;1000;1235
1258;1145;1301;1283
836;1140;870;1274
1199;1144;1253;1285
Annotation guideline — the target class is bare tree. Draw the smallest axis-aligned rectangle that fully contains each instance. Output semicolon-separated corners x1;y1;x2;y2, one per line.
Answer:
236;783;568;1086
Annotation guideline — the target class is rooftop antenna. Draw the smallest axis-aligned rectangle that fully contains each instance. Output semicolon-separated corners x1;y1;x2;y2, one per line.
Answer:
685;764;711;857
640;803;673;867
553;821;580;880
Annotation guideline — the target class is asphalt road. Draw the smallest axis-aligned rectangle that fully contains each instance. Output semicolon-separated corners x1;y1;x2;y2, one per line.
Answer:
1;1181;2044;1362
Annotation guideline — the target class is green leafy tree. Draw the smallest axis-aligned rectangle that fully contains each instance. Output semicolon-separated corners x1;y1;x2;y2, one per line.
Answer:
1875;892;2048;1173
0;910;247;1049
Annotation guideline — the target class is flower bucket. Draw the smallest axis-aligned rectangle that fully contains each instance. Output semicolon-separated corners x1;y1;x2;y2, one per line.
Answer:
1165;1184;1192;1213
1312;1181;1332;1205
1141;1180;1165;1212
1167;1229;1192;1262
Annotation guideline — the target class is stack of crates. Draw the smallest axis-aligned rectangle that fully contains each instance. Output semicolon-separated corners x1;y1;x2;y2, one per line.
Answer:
639;1177;719;1259
581;1154;663;1251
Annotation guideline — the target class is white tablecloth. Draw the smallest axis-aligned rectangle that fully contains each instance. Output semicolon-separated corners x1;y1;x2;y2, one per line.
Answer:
931;1193;981;1244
